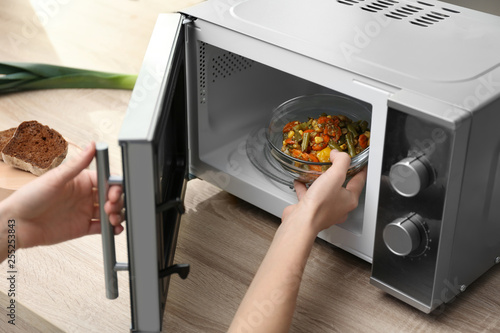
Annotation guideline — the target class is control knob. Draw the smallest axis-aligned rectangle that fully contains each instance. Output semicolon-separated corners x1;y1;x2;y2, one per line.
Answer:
389;156;432;197
383;213;426;257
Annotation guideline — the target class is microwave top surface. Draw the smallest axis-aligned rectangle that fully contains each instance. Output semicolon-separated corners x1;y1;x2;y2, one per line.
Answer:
183;0;500;107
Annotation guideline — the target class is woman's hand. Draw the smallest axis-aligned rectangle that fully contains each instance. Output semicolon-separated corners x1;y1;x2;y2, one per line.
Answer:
282;150;367;234
0;141;124;259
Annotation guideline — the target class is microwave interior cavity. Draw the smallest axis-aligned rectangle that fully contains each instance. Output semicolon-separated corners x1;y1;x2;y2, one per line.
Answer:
188;41;373;236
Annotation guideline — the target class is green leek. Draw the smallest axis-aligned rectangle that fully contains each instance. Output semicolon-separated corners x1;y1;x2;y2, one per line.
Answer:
0;62;137;94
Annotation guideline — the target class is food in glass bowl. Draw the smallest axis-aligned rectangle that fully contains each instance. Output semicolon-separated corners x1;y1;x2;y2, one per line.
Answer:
267;94;371;183
281;113;370;163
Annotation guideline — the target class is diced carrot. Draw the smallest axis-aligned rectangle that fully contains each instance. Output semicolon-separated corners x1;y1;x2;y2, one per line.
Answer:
359;134;368;149
283;121;299;133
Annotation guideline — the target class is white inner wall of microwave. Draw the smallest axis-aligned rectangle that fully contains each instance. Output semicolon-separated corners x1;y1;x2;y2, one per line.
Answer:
194;42;370;236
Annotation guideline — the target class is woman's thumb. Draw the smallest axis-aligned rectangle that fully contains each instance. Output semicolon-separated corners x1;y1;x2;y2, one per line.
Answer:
50;141;96;184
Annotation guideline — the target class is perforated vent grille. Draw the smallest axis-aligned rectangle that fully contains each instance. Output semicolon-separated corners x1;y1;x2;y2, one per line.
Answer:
337;0;460;27
199;42;207;103
199;42;254;104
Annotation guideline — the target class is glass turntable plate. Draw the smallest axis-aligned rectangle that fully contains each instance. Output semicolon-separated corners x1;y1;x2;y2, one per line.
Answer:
245;127;295;187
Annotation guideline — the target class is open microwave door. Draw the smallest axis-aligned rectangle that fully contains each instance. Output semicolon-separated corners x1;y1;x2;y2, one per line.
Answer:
118;13;189;332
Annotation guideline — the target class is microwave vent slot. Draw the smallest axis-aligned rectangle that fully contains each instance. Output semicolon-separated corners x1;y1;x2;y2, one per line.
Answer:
337;0;365;5
336;0;459;28
199;42;254;104
199;42;207;103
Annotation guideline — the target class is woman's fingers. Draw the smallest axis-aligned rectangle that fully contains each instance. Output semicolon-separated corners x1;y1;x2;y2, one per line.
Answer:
294;180;308;201
316;150;350;189
108;185;123;203
104;185;123;213
345;167;367;199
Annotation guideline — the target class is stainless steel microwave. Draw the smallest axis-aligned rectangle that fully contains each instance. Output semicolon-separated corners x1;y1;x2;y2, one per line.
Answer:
95;0;500;331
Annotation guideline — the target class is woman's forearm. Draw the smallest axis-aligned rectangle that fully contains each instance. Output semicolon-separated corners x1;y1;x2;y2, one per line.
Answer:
228;216;317;333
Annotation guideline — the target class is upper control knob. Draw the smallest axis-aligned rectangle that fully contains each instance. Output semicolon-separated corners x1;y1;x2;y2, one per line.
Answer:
383;214;424;256
389;156;432;197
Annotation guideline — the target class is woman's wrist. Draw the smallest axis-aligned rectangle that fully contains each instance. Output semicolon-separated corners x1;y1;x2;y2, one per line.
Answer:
278;210;319;247
281;202;323;238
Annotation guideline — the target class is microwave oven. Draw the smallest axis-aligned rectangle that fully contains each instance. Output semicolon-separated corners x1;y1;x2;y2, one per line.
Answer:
95;0;500;331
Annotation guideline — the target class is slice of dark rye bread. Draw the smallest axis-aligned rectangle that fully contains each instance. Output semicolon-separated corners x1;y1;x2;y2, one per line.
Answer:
1;121;68;176
0;127;17;161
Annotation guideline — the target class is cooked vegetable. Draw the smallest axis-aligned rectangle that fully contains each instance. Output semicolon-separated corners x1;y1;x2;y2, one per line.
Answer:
301;131;311;152
359;133;369;149
290;149;322;172
281;113;370;164
345;132;356;158
347;123;358;137
359;120;369;133
0;62;137;94
316;146;332;163
328;140;342;152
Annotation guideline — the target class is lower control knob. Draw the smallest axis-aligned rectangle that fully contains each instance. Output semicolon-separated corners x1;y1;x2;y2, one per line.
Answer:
383;214;423;256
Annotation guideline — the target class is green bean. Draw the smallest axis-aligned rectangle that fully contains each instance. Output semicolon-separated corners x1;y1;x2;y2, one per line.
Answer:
354;121;362;132
328;140;343;152
360;120;369;133
346;132;356;158
347;123;358;137
301;132;310;152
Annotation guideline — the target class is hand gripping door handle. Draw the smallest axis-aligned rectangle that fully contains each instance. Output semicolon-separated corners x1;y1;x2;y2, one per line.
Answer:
95;142;128;299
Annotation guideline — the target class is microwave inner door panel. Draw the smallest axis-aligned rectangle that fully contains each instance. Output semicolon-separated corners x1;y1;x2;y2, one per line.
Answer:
182;20;393;262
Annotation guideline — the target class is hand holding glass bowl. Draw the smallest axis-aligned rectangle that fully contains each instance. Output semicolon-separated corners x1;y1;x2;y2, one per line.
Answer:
266;94;370;184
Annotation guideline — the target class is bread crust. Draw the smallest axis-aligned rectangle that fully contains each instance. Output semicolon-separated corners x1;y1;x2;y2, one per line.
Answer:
0;128;17;161
1;121;68;176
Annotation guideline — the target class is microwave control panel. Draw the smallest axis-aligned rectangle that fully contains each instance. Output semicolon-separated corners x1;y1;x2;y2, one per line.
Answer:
371;107;455;312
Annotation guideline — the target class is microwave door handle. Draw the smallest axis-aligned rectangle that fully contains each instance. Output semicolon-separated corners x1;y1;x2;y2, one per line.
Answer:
95;142;127;299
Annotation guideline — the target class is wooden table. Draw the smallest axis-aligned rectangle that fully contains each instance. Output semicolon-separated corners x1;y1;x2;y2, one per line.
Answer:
1;1;500;332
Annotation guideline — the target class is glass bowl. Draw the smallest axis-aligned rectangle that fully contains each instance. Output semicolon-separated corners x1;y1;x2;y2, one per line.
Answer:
266;94;371;184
